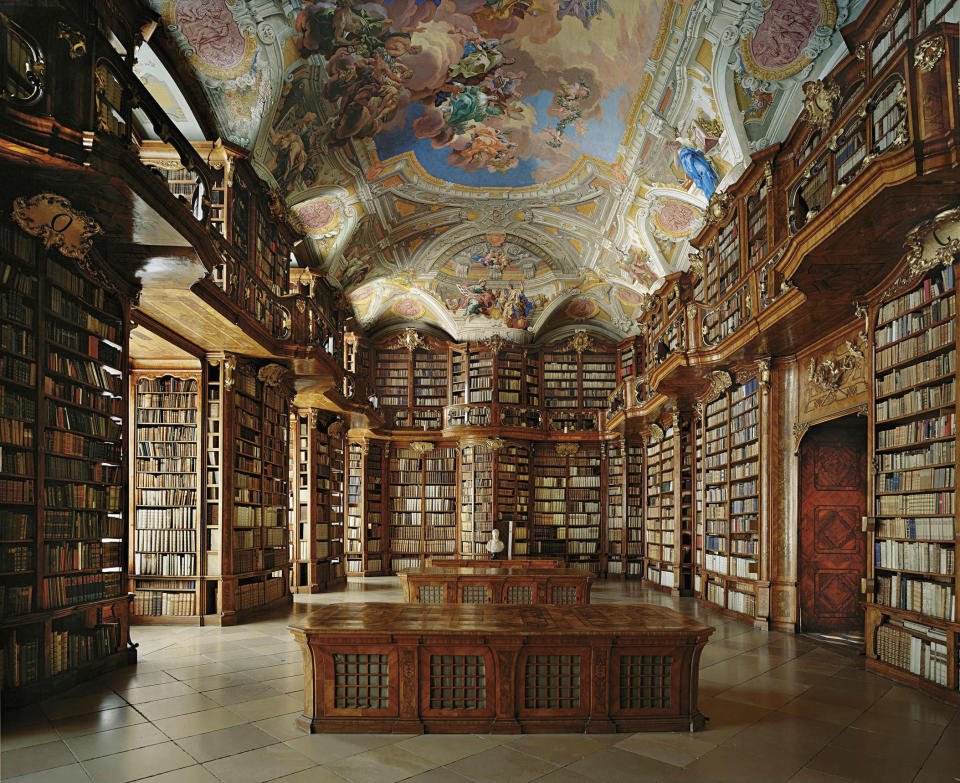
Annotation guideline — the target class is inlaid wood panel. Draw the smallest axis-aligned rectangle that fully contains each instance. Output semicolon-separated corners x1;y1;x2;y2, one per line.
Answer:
799;419;867;632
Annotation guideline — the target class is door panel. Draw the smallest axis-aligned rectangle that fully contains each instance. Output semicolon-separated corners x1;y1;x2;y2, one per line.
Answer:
799;419;866;632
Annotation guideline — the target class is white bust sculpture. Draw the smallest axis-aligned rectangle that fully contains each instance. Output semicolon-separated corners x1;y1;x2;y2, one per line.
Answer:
485;528;505;557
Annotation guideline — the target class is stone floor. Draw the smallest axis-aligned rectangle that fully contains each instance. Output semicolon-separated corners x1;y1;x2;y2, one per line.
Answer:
2;579;959;783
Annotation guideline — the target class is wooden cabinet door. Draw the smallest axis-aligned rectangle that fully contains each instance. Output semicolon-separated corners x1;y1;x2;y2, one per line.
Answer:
798;419;867;633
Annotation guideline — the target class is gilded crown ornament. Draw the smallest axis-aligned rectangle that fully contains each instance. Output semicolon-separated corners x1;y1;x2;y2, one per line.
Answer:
391;328;425;352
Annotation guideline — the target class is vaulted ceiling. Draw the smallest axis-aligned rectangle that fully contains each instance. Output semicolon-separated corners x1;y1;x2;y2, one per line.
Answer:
147;0;862;341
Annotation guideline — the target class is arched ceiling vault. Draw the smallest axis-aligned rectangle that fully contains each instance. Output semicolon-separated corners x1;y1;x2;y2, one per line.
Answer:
149;0;868;340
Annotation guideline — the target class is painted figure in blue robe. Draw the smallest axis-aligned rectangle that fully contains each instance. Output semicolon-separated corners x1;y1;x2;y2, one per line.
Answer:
677;144;719;200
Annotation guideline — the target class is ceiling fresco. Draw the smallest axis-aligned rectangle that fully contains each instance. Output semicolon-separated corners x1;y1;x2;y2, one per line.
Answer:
152;0;860;340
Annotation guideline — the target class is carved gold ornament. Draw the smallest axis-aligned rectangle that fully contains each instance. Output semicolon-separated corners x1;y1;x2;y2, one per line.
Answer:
806;335;865;407
792;421;810;453
638;293;660;315
565;329;593;354
12;192;102;260
704;191;733;225
687;251;704;277
883;206;960;299
483;335;507;354
701;369;733;404
800;80;841;130
556;443;580;456
258;362;293;389
408;441;434;456
763;161;774;189
484;437;504;450
391;328;425;352
57;22;86;58
695;108;724;138
756;358;772;390
647;423;664;443
914;35;945;72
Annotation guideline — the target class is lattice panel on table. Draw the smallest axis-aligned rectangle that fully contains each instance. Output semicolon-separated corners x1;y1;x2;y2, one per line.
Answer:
460;584;490;604
505;585;533;605
417;584;443;604
524;654;581;709
429;654;486;710
333;653;389;709
551;585;578;605
619;654;672;709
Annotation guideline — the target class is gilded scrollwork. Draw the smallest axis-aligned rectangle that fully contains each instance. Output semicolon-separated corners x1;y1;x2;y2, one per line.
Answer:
800;80;841;129
882;206;960;300
390;328;426;352
914;35;945;72
806;334;866;409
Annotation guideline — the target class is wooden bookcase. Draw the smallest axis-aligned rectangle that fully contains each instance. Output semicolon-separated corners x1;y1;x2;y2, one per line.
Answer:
644;422;678;592
290;409;345;593
386;442;458;571
697;373;764;622
459;441;495;558
531;443;604;571
130;371;202;622
605;438;625;577
345;440;385;576
866;258;959;701
625;439;645;578
0;222;135;705
203;355;292;623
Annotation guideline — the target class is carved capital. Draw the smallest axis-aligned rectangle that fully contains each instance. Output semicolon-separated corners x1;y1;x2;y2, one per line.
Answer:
755;357;772;390
647;423;664;443
792;421;810;453
687;250;704;278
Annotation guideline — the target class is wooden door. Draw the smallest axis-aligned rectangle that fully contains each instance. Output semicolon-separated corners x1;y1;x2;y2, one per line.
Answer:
798;417;867;633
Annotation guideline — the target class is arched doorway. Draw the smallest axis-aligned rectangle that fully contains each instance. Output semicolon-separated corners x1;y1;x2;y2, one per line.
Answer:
798;415;868;634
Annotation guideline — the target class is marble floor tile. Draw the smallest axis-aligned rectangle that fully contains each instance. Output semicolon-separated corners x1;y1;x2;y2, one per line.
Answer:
5;580;956;783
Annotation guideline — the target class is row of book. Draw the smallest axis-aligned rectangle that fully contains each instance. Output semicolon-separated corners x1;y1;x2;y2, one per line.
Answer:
48;622;121;677
880;466;954;492
875;378;954;421
875;621;949;686
875;350;955;397
877;516;954;540
133;590;196;616
876;440;955;471
875;573;956;621
875;540;955;575
877;412;954;449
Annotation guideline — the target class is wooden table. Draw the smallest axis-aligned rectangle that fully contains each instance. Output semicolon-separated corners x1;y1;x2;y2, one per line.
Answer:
289;602;714;734
399;566;594;605
426;558;563;569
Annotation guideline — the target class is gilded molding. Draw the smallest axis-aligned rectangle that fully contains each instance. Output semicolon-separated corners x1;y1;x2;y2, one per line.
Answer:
806;335;865;408
556;442;580;456
408;441;434;456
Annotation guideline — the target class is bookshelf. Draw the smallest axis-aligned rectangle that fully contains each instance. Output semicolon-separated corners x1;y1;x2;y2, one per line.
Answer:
694;409;705;596
698;373;763;621
290;409;345;593
346;440;386;576
130;372;201;622
459;442;495;558
605;438;625;577
626;439;645;578
531;443;603;571
496;443;531;557
387;442;457;571
644;424;678;591
866;259;959;700
204;356;292;623
0;221;135;704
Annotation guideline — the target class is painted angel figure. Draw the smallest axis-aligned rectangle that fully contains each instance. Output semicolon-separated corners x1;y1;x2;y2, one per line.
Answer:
448;279;498;319
675;132;719;199
556;0;614;28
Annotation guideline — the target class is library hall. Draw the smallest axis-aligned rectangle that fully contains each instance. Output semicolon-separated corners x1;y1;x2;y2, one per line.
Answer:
1;0;960;781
